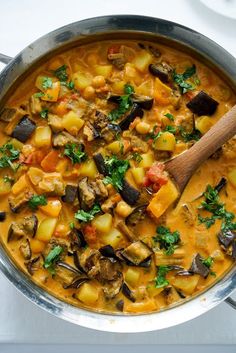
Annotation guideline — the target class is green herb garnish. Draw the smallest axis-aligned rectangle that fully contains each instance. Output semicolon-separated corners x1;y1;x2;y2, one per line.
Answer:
34;92;45;98
53;65;68;82
0;143;20;171
44;245;63;275
178;126;201;142
103;155;130;190
42;77;53;90
108;84;134;121
153;226;180;255
201;256;216;276
164;125;177;134
155;266;171;288
64;143;87;164
3;175;14;184
40;108;49;119
129;152;143;164
164;113;174;121
28;195;47;210
173;65;196;94
75;204;101;223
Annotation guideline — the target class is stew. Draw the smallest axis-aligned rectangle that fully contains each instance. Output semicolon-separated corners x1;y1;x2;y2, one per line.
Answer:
0;40;235;314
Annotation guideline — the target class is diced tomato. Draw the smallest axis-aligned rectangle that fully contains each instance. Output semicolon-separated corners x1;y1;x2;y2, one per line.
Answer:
41;150;59;172
83;224;97;246
144;162;168;191
107;45;121;56
24;150;46;165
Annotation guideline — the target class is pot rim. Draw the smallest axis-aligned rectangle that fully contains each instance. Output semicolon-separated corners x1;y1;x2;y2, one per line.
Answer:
0;14;235;332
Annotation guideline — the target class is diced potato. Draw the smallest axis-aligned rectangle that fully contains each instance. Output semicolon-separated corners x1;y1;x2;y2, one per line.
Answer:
174;141;187;155
139;153;154;168
154;132;176;152
124;300;157;313
39;199;62;217
35;76;60;102
55;159;68;174
154;248;184;266
35;218;57;243
80;159;98;179
136;121;150;135
101;228;123;248
125;268;140;287
171;275;200;295
136;79;154;96
131;167;145;185
9;138;23;151
211;249;224;262
154;78;172;106
115;201;132;218
112;80;126;94
107;141;122;154
30;239;45;253
34;126;52;148
195;116;214;134
147;180;179;219
147;284;164;298
27;167;44;186
12;175;28;195
62;111;84;136
77;282;99;305
228;169;236;187
72;72;92;90
92;213;113;234
0;178;12;195
94;65;112;78
133;50;152;72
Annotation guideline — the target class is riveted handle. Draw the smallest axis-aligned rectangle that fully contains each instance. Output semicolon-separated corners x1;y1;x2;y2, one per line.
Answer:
0;53;12;65
225;296;236;310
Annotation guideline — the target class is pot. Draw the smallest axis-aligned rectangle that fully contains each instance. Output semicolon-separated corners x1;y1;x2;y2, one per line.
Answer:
0;15;235;332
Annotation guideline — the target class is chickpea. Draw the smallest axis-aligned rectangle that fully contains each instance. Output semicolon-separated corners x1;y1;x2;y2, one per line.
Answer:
83;86;95;100
92;75;106;88
115;201;132;218
136;121;150;135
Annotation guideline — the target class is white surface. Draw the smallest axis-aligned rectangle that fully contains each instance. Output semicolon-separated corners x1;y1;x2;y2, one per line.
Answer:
200;0;236;20
0;0;236;347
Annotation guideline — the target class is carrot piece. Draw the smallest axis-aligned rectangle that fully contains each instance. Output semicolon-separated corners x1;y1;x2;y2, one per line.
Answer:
41;150;59;172
39;199;62;217
83;224;97;246
24;150;46;165
53;101;69;116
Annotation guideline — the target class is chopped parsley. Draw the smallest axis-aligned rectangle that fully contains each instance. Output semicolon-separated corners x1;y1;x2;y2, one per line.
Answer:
164;125;177;134
64;143;87;164
129;152;143;164
44;245;63;275
28;195;47;210
34;92;45;98
155;265;171;288
201;256;216;276
0;143;20;171
173;65;197;94
42;77;53;90
53;65;68;82
147;125;177;146
164;113;174;121
103;155;130;190
40;108;49;119
108;84;134;121
3;175;14;184
75;204;101;223
153;226;180;255
69;222;75;229
178;126;201;142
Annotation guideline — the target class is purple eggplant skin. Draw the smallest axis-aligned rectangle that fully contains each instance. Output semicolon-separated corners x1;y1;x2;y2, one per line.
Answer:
130;94;154;110
149;63;169;83
122;282;136;302
63;277;89;289
189;253;210;278
99;245;117;259
218;229;236;248
186;91;219;116
116;299;124;312
0;211;6;222
11;115;36;142
93;153;107;176
119;104;144;131
214;177;227;194
119;180;140;206
61;185;78;203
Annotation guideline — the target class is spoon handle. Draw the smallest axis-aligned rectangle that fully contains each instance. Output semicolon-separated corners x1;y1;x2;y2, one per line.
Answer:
165;104;236;192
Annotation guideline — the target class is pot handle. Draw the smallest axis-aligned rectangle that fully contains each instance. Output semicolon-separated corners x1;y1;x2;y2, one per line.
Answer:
225;296;236;310
0;53;12;65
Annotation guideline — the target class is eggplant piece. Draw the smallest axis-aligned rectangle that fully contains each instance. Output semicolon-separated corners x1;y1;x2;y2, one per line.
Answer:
122;282;136;302
215;177;227;193
189;253;210;278
119;104;144;131
116;299;124;312
232;241;236;261
103;272;123;299
83;121;100;141
117;221;137;242
73;251;87;274
0;108;17;122
78;177;96;210
25;256;40;275
126;205;147;227
119;180;140;206
19;239;32;260
107;94;121;104
149;63;169;83
70;228;87;250
186;91;219;116
8;191;33;213
99;245;117;259
53;131;78;147
93;153;107;176
130;94;154;110
99;257;121;281
8;223;25;242
57;261;83;275
218;229;236;248
23;215;38;238
11;115;36;142
121;241;153;266
61;185;78;203
0;211;6;222
63;277;89;289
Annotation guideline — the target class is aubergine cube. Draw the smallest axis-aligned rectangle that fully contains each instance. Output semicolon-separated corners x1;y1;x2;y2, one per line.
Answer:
61;185;78;203
189;253;209;278
119;180;140;206
121;241;152;266
11;115;36;142
130;94;154;110
119;104;143;131
93;153;107;176
186;91;219;116
149;63;169;83
0;211;6;222
218;229;236;248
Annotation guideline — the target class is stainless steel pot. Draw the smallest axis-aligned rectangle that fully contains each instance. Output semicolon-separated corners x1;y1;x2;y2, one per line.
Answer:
0;15;235;332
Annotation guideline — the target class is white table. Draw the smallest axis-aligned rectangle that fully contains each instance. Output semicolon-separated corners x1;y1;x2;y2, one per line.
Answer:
0;0;236;351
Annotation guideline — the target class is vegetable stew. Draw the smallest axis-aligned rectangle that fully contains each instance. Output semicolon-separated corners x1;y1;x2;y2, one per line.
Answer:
0;40;235;314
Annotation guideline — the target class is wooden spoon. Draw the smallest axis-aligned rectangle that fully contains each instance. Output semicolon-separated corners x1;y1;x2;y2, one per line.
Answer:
165;104;236;193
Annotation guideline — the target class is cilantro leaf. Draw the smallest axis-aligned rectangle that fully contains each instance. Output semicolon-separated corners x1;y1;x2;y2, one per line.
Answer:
124;83;135;94
53;65;68;82
28;195;47;210
164;125;177;134
164;113;174;121
173;65;196;94
108;84;134;121
40;108;49;119
178;126;201;142
75;204;101;223
0;143;20;171
103;155;130;190
129;152;143;163
153;226;180;255
64;143;87;164
44;245;63;275
155;265;171;288
42;77;53;90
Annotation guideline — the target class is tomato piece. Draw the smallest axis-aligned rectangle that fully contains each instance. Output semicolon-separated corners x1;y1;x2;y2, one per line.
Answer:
41;150;59;172
24;150;46;165
83;224;97;246
144;162;168;190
